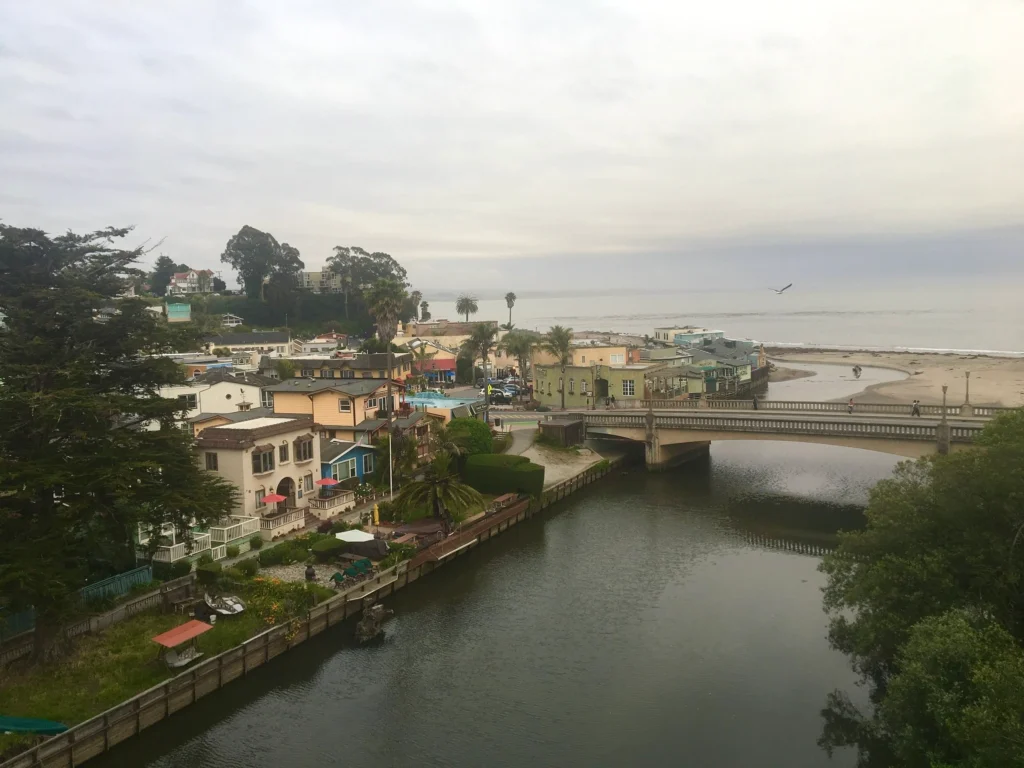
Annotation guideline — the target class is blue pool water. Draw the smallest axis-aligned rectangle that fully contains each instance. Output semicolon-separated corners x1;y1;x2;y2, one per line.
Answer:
406;394;482;409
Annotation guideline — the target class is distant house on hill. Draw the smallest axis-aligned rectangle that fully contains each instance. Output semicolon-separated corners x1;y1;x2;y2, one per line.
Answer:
168;269;214;295
203;331;290;355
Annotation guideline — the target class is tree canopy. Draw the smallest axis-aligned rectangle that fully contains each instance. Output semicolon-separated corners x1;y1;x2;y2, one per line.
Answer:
220;225;303;299
447;417;494;456
541;325;574;409
395;453;483;535
456;294;478;322
0;224;237;657
819;409;1024;765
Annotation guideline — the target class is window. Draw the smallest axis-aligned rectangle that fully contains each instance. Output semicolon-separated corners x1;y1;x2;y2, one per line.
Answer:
320;368;330;378
256;487;266;508
610;353;625;364
558;377;563;392
569;378;574;393
301;368;314;377
581;355;586;363
177;393;198;410
204;452;218;470
261;390;274;409
295;437;314;462
360;371;371;378
339;399;351;412
303;473;313;492
366;397;378;409
622;379;635;397
547;382;552;395
343;370;355;379
251;449;274;474
378;370;386;378
279;443;289;463
581;379;588;394
334;457;357;479
363;453;374;474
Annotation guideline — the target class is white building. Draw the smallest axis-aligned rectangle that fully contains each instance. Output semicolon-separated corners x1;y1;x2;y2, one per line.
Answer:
221;313;244;328
300;270;344;294
156;370;278;428
168;269;214;295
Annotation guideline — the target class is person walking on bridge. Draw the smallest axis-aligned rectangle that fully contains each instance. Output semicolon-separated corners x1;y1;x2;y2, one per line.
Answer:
847;398;855;414
911;400;921;417
751;394;759;410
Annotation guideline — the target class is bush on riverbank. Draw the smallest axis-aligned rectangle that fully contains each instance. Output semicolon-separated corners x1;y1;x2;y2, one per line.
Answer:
447;417;493;455
463;454;545;498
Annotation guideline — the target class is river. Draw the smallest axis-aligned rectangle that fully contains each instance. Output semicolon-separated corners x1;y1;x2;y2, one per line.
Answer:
95;365;897;768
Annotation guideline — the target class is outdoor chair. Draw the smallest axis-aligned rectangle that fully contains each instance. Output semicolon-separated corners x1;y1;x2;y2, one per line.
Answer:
164;646;203;669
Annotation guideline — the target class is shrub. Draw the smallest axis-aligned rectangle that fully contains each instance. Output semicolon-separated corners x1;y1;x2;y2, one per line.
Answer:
196;562;222;586
223;567;245;581
329;520;350;534
447;417;494;455
236;557;259;578
248;535;264;550
536;405;551;412
316;520;333;534
376;500;399;523
152;560;192;581
379;542;417;569
259;540;308;567
463;453;545;498
311;538;345;562
225;544;240;558
197;552;214;566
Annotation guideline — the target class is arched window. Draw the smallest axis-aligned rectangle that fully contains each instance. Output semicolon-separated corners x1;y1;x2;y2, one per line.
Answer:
547;382;552;395
569;378;575;393
558;377;563;392
581;379;588;394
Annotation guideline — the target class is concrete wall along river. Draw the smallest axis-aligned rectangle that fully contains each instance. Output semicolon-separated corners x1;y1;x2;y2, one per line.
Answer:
1;458;622;768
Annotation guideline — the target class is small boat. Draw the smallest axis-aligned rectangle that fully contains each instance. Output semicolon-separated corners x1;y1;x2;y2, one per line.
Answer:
204;592;246;616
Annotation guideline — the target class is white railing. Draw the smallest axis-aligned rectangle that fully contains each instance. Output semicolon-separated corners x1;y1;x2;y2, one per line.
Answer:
260;508;305;531
152;533;211;563
308;491;356;512
209;516;261;544
211;545;227;561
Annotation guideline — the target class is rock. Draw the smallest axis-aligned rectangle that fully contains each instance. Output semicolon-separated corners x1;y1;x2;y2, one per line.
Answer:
355;603;394;643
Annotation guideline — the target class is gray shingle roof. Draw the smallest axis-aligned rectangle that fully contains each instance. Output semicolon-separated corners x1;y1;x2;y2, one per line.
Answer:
263;378;391;395
320;438;363;463
206;331;290;345
188;407;275;424
194;369;279;387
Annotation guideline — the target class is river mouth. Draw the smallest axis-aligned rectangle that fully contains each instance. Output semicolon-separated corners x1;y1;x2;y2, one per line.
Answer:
767;360;907;401
95;431;894;768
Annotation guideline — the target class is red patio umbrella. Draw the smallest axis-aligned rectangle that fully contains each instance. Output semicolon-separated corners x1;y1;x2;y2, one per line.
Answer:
260;493;287;504
315;477;340;486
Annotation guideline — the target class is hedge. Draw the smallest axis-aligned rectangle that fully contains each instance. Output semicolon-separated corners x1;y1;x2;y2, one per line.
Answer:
311;538;345;562
152;560;192;581
463;454;545;498
448;417;493;455
196;562;222;586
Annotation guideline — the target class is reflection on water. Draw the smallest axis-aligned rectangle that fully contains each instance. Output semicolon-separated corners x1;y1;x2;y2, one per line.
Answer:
767;361;907;402
96;442;897;768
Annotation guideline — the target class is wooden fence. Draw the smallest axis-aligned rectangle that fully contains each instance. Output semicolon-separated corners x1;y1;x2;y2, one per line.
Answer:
0;575;195;668
0;457;626;768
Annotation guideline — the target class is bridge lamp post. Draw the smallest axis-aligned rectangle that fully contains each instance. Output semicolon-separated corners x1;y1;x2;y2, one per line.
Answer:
937;384;950;455
962;371;974;417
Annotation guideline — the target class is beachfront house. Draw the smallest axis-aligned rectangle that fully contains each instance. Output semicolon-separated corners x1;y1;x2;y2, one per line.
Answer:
265;378;401;438
671;327;725;347
204;331;291;356
194;414;323;539
321;439;377;486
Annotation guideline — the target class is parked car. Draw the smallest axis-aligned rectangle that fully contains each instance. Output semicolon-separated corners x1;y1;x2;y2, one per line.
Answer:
488;391;512;405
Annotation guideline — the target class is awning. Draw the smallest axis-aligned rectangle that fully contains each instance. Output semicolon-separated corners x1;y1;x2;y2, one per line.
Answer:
152;620;213;648
335;529;375;542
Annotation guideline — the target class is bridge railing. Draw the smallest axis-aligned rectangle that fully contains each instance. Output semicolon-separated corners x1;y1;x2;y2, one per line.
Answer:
632;399;1008;417
572;411;986;443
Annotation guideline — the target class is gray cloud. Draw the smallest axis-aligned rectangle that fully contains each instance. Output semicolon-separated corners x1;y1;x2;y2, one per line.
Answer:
1;0;1022;288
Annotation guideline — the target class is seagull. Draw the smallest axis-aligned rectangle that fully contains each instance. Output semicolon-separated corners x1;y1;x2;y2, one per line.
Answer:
770;283;793;295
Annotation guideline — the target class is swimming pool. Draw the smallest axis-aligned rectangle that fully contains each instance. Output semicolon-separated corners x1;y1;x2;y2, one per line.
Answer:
405;394;483;409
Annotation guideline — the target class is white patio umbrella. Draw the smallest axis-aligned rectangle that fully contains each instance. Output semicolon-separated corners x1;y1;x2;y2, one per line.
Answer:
334;529;375;543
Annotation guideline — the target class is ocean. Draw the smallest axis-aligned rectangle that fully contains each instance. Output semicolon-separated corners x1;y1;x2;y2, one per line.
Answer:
455;276;1024;354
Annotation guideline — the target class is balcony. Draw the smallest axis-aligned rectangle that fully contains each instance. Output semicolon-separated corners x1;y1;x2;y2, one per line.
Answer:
259;507;306;540
308;490;356;519
209;516;261;544
151;532;211;563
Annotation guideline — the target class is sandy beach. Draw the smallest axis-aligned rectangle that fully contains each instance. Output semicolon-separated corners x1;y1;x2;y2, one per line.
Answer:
769;349;1024;407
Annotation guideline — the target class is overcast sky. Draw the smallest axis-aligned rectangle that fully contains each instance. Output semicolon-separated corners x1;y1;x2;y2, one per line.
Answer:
2;1;1022;290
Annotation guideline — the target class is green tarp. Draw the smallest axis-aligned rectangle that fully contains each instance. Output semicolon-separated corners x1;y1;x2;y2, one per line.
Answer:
0;716;68;734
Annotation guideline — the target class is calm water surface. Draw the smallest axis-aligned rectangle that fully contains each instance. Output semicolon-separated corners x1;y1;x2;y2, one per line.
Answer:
98;433;898;768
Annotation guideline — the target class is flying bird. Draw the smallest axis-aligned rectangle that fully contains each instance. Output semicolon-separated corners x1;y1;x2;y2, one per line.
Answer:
770;283;793;295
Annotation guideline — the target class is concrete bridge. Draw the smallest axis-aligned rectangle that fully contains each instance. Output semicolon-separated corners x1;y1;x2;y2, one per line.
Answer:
565;400;1006;469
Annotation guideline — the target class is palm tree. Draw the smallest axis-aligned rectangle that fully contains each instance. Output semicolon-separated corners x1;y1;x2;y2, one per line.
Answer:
419;300;431;321
429;422;466;460
366;279;408;494
461;323;499;425
504;292;517;328
410;343;437;388
541;325;573;410
456;294;478;322
498;330;537;400
395;453;483;536
409;290;423;321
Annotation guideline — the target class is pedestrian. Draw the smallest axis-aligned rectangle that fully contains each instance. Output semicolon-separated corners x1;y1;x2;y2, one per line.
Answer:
751;394;759;410
911;399;921;417
847;398;854;414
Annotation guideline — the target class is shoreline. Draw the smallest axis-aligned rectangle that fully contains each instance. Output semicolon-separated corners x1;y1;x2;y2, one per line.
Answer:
768;366;816;383
769;349;1024;407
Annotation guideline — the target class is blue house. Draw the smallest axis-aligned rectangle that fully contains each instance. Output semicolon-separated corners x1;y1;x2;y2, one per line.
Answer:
320;438;377;484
